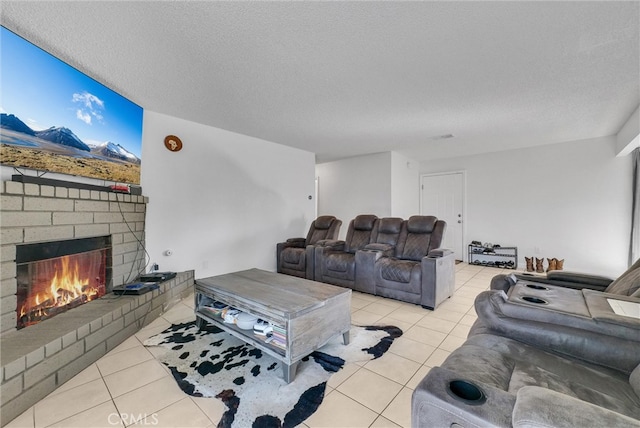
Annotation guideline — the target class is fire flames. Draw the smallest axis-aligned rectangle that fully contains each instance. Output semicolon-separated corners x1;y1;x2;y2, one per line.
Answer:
18;254;104;327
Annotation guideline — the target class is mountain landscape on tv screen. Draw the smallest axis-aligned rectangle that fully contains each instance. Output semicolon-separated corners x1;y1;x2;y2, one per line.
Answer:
1;113;141;184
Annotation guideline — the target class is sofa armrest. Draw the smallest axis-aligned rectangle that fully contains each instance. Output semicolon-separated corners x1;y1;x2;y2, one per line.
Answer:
318;239;345;251
427;248;453;258
420;250;455;309
513;386;640;428
412;367;516;428
490;273;518;292
285;237;306;247
362;243;395;256
314;239;335;247
354;247;388;294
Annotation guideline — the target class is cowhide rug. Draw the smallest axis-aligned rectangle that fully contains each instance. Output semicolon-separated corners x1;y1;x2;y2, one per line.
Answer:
144;321;402;428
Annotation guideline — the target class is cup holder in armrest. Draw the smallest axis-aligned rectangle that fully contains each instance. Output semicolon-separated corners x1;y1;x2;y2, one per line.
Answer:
521;296;548;304
447;380;486;405
525;284;549;291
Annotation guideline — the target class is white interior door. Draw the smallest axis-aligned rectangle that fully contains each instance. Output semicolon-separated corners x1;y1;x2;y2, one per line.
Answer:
420;172;465;261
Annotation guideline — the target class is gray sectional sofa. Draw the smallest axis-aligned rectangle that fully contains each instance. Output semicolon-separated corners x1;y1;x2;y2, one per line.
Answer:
412;261;640;427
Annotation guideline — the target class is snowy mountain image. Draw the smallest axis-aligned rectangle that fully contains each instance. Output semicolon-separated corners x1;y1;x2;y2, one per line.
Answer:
35;126;92;151
1;113;141;184
89;141;141;164
0;113;35;136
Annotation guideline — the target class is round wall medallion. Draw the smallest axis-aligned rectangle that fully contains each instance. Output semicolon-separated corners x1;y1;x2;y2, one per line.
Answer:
164;135;183;152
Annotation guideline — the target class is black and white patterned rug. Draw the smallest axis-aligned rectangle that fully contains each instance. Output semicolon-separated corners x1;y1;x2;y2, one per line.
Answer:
144;321;402;428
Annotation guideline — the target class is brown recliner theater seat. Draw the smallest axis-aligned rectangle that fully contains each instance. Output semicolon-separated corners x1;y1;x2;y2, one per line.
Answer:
276;215;342;279
314;214;379;288
372;215;455;309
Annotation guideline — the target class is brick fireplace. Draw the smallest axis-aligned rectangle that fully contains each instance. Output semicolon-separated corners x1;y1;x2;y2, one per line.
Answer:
1;180;148;332
0;179;194;425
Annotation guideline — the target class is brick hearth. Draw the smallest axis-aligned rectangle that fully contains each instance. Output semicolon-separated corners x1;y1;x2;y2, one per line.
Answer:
0;180;195;425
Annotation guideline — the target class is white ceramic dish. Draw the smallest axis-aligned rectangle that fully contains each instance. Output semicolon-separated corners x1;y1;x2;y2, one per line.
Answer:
236;312;258;330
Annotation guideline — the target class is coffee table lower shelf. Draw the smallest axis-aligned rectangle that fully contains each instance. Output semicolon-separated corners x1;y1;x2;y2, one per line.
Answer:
195;308;287;358
195;308;349;383
193;270;352;384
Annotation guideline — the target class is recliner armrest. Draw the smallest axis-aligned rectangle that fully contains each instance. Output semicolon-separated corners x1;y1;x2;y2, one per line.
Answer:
284;237;306;247
362;243;395;257
314;239;334;247
427;248;453;258
318;239;346;251
420;250;456;309
513;386;640;428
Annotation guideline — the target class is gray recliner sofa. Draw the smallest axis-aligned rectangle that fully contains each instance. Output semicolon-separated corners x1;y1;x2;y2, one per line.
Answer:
412;271;640;427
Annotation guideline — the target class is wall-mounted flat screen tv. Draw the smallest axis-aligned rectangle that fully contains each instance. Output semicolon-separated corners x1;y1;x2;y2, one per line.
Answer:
1;26;143;184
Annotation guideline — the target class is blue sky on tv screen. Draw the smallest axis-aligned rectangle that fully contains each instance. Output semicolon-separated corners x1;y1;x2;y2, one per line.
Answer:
1;26;143;157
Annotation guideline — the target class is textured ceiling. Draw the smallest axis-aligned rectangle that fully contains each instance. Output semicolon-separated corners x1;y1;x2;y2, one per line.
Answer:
2;1;639;163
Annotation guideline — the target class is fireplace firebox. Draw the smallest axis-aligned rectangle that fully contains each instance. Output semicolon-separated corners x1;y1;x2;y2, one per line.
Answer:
16;236;112;329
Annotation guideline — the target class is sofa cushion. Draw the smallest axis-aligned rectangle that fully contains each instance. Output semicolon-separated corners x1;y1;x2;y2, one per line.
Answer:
512;386;640;428
314;215;336;230
342;215;378;253
375;259;423;294
406;215;437;233
325;252;355;276
376;217;403;245
377;258;413;282
307;216;339;244
353;214;377;230
401;233;433;261
282;247;303;264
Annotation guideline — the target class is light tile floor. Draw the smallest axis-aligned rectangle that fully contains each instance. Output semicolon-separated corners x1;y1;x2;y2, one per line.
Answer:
7;263;506;428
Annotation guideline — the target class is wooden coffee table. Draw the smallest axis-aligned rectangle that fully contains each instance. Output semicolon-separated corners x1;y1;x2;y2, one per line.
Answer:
194;268;351;383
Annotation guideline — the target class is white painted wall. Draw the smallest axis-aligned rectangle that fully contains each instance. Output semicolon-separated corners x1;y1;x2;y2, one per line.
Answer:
316;152;391;239
314;151;422;238
391;152;419;218
141;111;316;278
616;105;639;156
420;136;632;277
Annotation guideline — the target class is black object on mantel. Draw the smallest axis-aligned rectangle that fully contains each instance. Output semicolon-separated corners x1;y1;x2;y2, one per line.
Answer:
11;174;142;195
139;272;177;282
112;282;160;295
112;272;176;295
